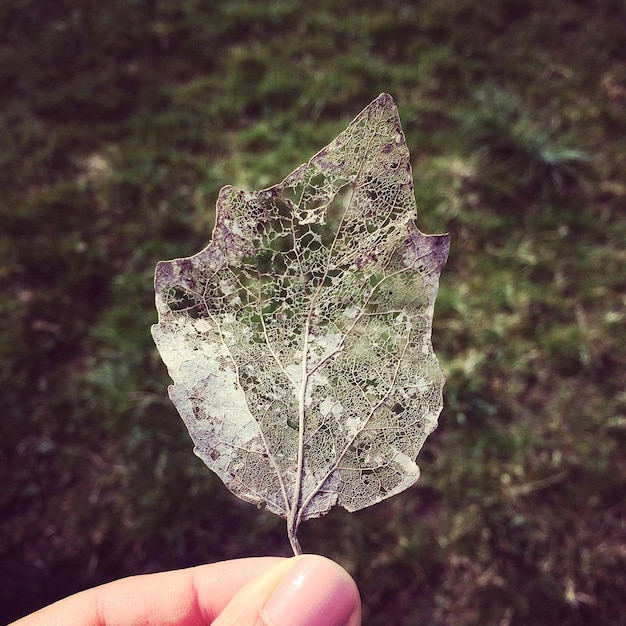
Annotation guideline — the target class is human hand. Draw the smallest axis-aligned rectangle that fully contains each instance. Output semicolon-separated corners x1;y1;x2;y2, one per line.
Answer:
10;554;361;626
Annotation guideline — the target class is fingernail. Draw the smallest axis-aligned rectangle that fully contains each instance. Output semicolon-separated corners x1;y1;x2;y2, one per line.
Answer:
262;555;360;626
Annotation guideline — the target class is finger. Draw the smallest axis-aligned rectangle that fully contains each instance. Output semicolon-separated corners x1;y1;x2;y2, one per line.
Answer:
213;554;361;626
10;557;286;626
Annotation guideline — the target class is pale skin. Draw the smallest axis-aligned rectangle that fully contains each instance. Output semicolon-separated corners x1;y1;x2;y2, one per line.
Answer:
10;554;362;626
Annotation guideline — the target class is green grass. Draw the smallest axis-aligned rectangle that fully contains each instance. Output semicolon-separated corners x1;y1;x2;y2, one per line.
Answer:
2;1;625;624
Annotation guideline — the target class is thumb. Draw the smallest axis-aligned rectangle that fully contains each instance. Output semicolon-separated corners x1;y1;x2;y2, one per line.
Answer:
212;554;362;626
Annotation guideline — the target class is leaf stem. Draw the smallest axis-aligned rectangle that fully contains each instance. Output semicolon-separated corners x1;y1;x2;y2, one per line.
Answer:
287;518;302;555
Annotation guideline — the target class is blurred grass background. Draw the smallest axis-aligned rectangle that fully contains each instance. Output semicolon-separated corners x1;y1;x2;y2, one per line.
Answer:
1;1;625;624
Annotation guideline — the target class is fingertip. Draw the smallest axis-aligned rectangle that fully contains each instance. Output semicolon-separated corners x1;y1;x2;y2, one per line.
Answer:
262;554;361;626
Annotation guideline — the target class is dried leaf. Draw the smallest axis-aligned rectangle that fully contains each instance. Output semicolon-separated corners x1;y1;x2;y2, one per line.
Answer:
152;94;450;554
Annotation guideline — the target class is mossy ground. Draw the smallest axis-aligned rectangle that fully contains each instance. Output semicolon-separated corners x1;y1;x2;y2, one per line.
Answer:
1;1;625;624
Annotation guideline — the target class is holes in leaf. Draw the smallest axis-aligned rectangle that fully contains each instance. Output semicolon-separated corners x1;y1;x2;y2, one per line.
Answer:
167;287;195;310
369;274;382;288
322;268;343;287
357;469;377;486
275;199;294;219
167;287;205;319
307;172;327;190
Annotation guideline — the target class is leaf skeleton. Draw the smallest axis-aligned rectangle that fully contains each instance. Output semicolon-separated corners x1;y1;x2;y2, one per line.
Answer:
152;93;449;555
